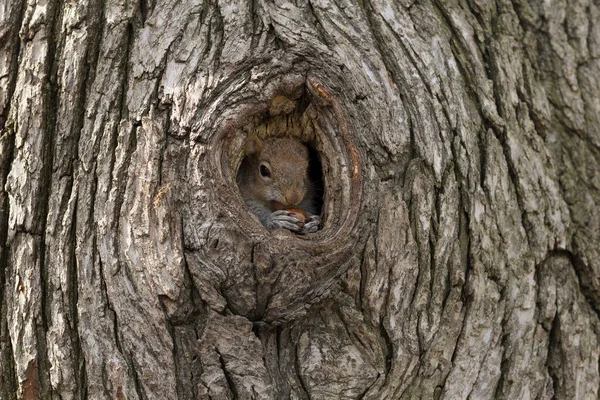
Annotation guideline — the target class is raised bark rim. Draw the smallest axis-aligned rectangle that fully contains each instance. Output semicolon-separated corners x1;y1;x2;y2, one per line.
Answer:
207;75;364;250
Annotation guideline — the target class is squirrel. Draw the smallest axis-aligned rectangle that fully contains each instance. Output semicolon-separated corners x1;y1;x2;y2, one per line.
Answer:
236;136;321;234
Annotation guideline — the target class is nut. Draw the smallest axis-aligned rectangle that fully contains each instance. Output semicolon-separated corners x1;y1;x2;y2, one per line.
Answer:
286;208;307;225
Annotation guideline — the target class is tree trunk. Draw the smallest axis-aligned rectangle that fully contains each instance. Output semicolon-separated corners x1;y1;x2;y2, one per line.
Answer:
1;0;600;398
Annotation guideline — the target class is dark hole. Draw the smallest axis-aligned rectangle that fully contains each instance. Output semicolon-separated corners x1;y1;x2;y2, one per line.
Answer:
306;144;324;217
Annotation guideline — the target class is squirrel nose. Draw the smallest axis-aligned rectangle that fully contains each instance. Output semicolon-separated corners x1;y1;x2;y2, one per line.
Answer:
284;191;303;207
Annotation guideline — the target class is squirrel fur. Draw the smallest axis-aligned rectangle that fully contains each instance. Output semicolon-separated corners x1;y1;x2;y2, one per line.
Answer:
237;136;321;233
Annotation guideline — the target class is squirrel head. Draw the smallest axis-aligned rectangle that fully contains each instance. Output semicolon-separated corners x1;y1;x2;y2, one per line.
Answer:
244;136;310;209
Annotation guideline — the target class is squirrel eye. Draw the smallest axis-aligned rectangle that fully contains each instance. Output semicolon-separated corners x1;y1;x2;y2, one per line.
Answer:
259;164;271;178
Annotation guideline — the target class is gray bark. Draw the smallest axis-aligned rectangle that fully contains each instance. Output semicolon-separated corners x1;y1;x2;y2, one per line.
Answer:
1;0;600;399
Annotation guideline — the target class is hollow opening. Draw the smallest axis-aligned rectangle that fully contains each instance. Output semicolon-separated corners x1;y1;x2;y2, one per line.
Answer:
234;109;326;232
210;76;361;243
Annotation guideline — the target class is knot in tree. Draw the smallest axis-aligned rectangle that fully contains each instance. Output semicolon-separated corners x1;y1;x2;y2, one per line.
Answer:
1;0;599;399
190;77;362;325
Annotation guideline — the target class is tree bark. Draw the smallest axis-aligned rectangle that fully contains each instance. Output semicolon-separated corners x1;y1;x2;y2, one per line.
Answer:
1;0;600;399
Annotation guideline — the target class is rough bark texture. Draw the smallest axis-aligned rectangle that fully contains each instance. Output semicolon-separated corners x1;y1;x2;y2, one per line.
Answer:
1;0;600;399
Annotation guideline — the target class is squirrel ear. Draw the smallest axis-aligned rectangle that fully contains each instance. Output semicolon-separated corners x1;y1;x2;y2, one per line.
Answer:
244;136;263;155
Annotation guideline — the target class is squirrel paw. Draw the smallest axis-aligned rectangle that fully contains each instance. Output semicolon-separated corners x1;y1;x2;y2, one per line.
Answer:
300;215;321;234
267;210;302;232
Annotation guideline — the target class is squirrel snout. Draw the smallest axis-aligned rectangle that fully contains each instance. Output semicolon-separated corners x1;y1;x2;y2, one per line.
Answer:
283;190;304;208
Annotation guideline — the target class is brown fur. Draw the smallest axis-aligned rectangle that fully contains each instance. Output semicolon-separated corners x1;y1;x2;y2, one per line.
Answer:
238;137;311;210
237;136;318;231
